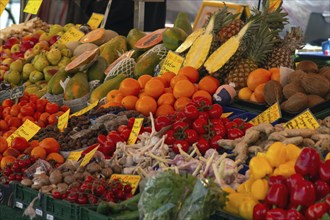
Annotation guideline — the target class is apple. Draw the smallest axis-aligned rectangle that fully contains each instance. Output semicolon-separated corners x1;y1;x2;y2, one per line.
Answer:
29;70;44;83
3;37;20;49
0;64;9;71
11;51;24;60
10;44;21;53
20;41;35;52
33;30;46;39
21;35;38;45
0;49;11;59
2;58;13;66
33;41;49;53
39;33;52;42
49;35;60;46
24;48;35;62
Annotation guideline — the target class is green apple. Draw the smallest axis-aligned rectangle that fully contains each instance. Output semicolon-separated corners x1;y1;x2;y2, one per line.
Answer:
46;48;62;65
10;44;21;53
39;33;52;42
33;41;49;54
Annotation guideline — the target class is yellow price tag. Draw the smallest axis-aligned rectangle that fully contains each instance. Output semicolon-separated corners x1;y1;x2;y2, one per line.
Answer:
127;118;144;145
67;151;82;162
250;102;281;125
70;101;99;118
284;109;320;129
57;27;85;45
57;109;70;132
6;119;40;145
110;174;141;194
23;0;43;15
87;13;104;29
159;51;185;75
80;145;99;167
0;0;9;16
221;112;233;118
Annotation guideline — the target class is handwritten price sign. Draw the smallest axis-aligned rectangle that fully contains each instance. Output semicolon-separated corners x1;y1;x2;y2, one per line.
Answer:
250;102;281;125
23;0;43;15
7;119;40;145
0;0;9;16
67;151;82;162
80;146;99;167
57;109;70;132
159;51;185;75
284;109;320;129
57;27;85;45
70;101;98;117
127;118;144;145
87;13;104;29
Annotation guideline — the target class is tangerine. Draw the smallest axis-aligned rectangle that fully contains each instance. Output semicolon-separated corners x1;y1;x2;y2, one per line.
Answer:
121;95;138;110
156;104;175;117
178;66;199;83
164;87;173;93
238;87;253;100
39;137;60;154
106;90;123;103
135;96;157;116
174;97;191;111
250;93;258;102
270;68;280;82
138;75;152;89
170;75;188;88
144;78;165;98
173;80;195;98
198;76;220;94
161;72;176;84
119;78;140;96
31;146;47;159
254;83;266;103
157;93;176;106
247;68;271;91
192;90;212;102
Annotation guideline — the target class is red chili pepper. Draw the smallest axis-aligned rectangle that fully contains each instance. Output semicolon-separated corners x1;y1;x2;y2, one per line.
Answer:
265;208;287;220
319;160;330;184
81;143;99;156
294;147;320;178
290;180;316;209
269;175;287;187
286;209;305;220
287;173;305;192
266;183;289;208
305;202;329;220
314;180;330;201
253;203;268;220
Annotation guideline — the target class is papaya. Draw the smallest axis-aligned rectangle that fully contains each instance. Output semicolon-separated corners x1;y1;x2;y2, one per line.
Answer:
89;73;127;103
65;48;99;74
127;28;146;50
100;36;128;65
162;27;188;50
135;28;165;49
64;72;90;100
174;12;193;35
80;28;106;46
134;44;168;78
87;56;108;82
47;70;68;95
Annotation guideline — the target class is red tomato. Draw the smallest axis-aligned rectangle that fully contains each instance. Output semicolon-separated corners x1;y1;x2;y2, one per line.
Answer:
197;138;210;154
60;105;69;112
164;130;176;145
193;118;208;134
45;102;59;114
208;104;223;119
210;135;222;150
20;103;35;116
184;129;198;144
2;99;13;108
184;104;199;120
172;140;189;154
34;112;41;121
47;114;58;125
36;99;47;112
172;121;189;132
11;136;29;152
2;107;11;118
227;128;244;140
10;105;20;117
154;116;171;131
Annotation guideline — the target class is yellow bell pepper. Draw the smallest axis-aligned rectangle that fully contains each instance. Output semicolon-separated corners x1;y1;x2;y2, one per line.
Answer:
273;160;296;177
249;154;273;179
238;197;258;220
286;144;302;161
225;193;253;215
251;179;269;201
237;178;253;193
222;186;235;194
326;153;330;161
266;142;287;167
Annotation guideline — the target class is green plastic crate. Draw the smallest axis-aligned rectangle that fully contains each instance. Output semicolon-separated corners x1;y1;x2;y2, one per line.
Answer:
13;183;44;218
0;204;45;220
80;206;110;220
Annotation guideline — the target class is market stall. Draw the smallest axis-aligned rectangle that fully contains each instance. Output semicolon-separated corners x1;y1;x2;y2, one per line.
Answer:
0;0;329;219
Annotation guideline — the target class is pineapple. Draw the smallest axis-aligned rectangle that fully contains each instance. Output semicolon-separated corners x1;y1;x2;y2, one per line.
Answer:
265;27;303;69
217;17;245;43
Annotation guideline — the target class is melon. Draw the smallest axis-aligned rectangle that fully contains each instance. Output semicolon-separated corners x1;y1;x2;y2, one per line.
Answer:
135;28;166;49
65;48;99;74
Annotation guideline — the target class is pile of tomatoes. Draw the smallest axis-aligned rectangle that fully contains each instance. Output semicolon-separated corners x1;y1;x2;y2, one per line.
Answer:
0;93;68;137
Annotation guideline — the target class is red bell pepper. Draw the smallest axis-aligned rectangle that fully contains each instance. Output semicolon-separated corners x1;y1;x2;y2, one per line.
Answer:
287;173;305;192
286;209;305;220
269;175;287;187
290;180;316;209
253;203;268;220
266;183;289;208
294;147;320;178
319;160;330;184
314;180;330;201
265;208;287;220
305;202;329;220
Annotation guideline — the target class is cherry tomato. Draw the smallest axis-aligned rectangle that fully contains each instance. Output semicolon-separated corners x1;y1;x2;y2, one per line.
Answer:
172;121;188;131
95;185;105;196
142;126;152;133
212;124;226;138
88;195;98;204
124;185;132;193
45;102;59;114
225;121;237;129
242;122;253;132
67;192;78;203
233;118;244;126
155;116;171;131
97;134;107;145
77;195;88;204
210;135;223;150
193;118;208;134
172;140;189;154
52;191;61;199
165;130;176;145
197;138;210;154
227;128;244;140
198;111;209;120
208;104;223;119
184;104;199;120
18;100;28;107
184;129;199;144
211;118;223;126
192;96;212;108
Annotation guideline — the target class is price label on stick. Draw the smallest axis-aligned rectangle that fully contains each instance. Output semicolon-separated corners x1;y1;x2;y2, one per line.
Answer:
67;151;82;162
159;51;185;75
110;174;141;194
284;109;320;129
87;13;104;29
249;102;281;125
221;112;233;118
57;27;85;45
7;119;40;145
80;145;99;167
127;118;144;145
70;100;98;117
23;0;43;15
0;0;9;16
57;109;70;132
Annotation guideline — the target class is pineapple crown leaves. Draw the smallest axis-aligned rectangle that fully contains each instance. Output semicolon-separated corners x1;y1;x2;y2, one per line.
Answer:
282;27;304;51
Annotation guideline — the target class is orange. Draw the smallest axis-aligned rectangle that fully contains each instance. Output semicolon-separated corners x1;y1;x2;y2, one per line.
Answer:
0;137;8;154
30;146;47;159
138;75;152;89
106;90;123;103
192;90;212;102
178;66;199;83
254;83;266;103
138;91;148;98
101;101;122;109
156;104;175;117
121;95;138;110
1;155;15;170
238;87;253;100
198;76;220;94
247;68;271;91
46;152;65;164
170;75;188;88
270;67;280;82
164;87;173;93
157;93;176;106
119;78;141;96
144;78;165;98
154;77;168;87
174;97;191;111
173;80;195;98
250;93;258;102
39;137;60;154
161;71;176;84
135;96;157;116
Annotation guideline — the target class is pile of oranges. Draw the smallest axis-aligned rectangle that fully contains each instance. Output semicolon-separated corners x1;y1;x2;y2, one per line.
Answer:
102;66;220;116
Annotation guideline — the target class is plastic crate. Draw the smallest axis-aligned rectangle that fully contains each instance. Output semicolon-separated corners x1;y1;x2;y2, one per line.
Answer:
211;211;244;220
80;206;110;220
13;183;44;218
0;204;44;220
0;183;15;207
